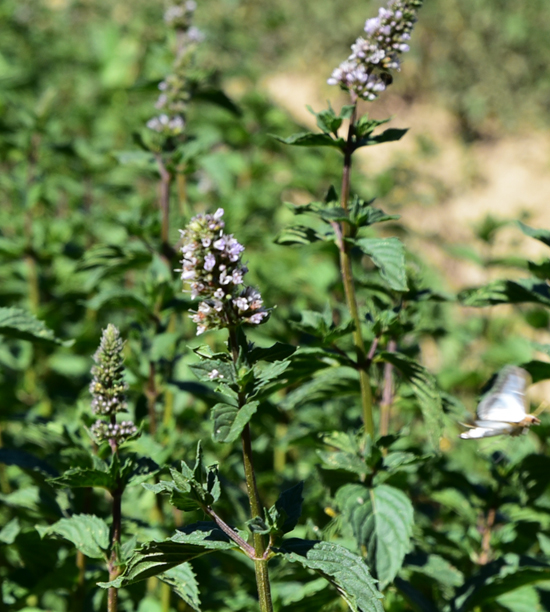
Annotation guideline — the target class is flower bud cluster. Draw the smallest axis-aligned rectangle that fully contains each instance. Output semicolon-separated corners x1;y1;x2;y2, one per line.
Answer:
89;325;138;446
164;0;197;28
179;208;270;335
91;420;138;445
328;0;422;101
147;0;204;137
90;324;128;416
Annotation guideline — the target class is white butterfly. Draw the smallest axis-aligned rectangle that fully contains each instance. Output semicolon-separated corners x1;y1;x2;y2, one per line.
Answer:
460;366;540;439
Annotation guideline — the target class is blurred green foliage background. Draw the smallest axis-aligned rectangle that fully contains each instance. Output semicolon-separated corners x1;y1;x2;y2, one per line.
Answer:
3;0;550;611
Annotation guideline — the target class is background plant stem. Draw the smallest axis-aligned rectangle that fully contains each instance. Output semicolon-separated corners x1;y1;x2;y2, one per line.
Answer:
338;102;374;437
228;327;274;612
146;362;158;435
156;155;172;249
380;338;396;436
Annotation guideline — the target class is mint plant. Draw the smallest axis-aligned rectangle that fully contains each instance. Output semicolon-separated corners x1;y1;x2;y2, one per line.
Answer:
3;1;550;612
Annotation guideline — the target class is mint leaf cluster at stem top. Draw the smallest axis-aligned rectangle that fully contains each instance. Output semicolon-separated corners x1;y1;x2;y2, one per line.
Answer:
147;0;204;135
179;208;270;335
89;324;137;446
328;0;423;101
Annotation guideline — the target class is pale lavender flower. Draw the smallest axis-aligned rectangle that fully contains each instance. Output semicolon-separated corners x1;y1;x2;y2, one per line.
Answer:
187;26;205;43
328;0;423;101
179;209;270;334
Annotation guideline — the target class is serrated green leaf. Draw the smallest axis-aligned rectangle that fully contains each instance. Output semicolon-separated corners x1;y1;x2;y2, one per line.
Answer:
248;342;296;363
272;132;345;150
306;105;343;135
144;445;218;511
497;585;539;612
0;517;21;544
354;238;408;292
0;307;72;346
382;451;430;473
350;199;400;228
453;556;550;612
101;524;236;588
405;552;463;588
336;484;414;588
278;539;383;612
204;464;220;506
354;116;391;140
193;87;241;116
280;366;359;411
0;448;58;477
277;578;333;612
322;431;361;453
538;533;550;556
317;450;368;476
340;105;355;119
143;480;198;512
49;467;116;490
275;225;326;246
247;516;271;534
159;563;201;612
84;288;150;313
377;352;442;447
118;456;159;489
271;482;304;535
77;243;152;277
253;359;291;386
250;359;292;399
37;514;109;559
394;577;439;612
527;259;550;279
121;535;138;562
359;128;408;148
459;278;550;307
211;401;259;443
189;358;236;384
292;309;355;345
518;221;550;248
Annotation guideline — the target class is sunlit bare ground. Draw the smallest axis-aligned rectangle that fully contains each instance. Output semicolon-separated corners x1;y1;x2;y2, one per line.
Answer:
263;72;550;403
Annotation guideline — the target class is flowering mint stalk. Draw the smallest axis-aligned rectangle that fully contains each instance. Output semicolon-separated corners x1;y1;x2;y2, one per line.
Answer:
179;208;269;335
179;209;273;610
147;0;204;137
328;0;422;101
147;0;205;246
327;0;422;438
89;324;136;612
90;324;136;454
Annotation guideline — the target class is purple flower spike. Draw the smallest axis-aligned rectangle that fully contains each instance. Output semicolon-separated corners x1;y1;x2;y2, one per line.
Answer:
328;0;423;102
179;209;270;335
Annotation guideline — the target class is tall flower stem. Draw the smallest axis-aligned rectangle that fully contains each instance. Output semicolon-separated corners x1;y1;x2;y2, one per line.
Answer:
108;482;122;612
156;155;172;248
338;102;375;437
108;436;122;612
89;325;135;612
228;327;273;612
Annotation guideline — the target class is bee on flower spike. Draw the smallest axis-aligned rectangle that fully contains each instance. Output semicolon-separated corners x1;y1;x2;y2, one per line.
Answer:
460;366;541;440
